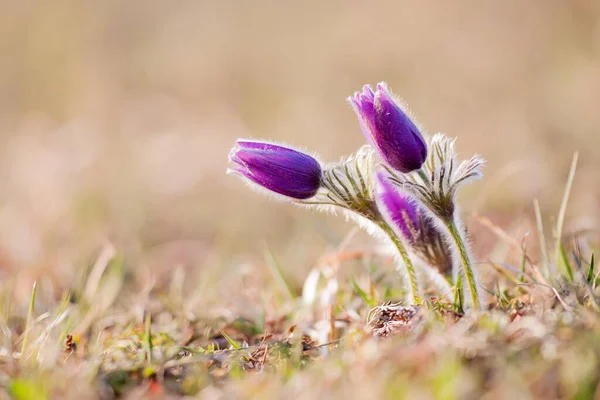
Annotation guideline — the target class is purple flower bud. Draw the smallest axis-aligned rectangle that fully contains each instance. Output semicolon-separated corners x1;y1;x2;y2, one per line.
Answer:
349;83;427;173
375;173;421;243
228;140;322;199
376;173;452;274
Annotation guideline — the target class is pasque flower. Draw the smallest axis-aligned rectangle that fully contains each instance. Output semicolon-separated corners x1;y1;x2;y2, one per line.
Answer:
385;134;485;311
349;82;427;173
227;82;486;311
308;146;422;304
375;172;420;243
376;173;452;275
228;140;322;199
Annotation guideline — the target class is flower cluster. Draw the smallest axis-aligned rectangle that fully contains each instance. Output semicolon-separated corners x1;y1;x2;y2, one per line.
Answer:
228;82;484;312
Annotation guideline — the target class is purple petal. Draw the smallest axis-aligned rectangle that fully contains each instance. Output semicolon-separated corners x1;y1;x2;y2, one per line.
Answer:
237;140;290;152
229;140;322;199
375;173;420;242
348;91;377;149
372;86;427;173
349;82;428;173
361;85;375;100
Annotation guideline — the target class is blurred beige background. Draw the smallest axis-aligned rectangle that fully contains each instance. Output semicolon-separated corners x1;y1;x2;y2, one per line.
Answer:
1;1;599;289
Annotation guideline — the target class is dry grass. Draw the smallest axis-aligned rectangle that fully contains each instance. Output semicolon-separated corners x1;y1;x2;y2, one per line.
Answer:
1;203;599;399
1;1;600;399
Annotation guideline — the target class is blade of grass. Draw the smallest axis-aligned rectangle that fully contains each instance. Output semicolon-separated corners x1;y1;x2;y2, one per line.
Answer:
83;243;116;303
494;282;510;307
351;277;377;308
20;281;37;358
474;214;548;285
588;252;595;285
559;243;574;282
489;262;526;286
580;251;599;311
519;248;527;283
262;244;295;303
144;313;153;363
220;330;242;349
533;199;550;277
75;255;125;335
554;152;578;279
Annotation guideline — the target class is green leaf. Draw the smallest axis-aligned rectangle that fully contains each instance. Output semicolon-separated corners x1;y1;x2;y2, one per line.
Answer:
587;252;595;285
352;277;376;308
554;152;578;276
519;250;527;283
559;243;574;282
21;281;37;357
262;245;295;302
220;330;242;349
144;313;153;363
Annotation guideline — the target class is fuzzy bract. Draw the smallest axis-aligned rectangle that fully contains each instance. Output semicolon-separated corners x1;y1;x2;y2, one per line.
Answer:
385;133;484;221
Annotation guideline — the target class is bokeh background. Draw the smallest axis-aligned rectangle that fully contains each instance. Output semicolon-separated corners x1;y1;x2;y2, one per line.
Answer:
1;1;600;301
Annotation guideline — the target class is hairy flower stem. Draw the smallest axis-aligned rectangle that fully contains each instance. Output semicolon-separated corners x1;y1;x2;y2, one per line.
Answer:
376;220;421;305
453;271;465;314
444;217;481;311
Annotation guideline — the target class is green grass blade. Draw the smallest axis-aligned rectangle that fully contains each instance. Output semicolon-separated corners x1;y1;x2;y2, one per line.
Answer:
533;199;550;277
220;330;242;349
21;281;37;357
262;245;295;302
559;243;574;282
352;277;376;308
587;252;595;285
144;313;153;363
519;249;527;283
554;152;578;277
